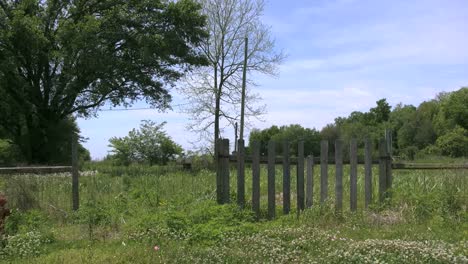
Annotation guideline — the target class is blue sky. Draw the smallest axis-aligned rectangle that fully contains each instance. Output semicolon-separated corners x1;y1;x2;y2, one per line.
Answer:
78;0;468;159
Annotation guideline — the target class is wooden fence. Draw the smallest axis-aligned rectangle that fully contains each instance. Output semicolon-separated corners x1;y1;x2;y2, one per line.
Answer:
216;138;467;219
0;136;80;211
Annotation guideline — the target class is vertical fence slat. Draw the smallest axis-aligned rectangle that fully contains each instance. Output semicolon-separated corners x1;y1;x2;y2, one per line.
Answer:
364;138;372;208
222;139;230;204
350;138;358;212
283;141;290;214
268;140;276;219
297;141;305;211
306;155;314;208
335;140;343;212
320;140;329;204
71;135;79;211
237;139;245;207
379;138;387;203
252;141;260;219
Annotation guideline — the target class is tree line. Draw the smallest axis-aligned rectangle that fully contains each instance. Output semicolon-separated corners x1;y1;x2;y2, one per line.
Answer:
249;87;467;159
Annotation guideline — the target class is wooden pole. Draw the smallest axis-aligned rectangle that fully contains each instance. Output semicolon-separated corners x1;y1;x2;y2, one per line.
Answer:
252;141;260;219
216;139;223;204
320;140;328;204
239;37;248;141
306;155;314;208
364;138;372;208
71;134;79;211
350;139;358;212
283;141;290;214
222;139;230;204
268;140;275;219
335;140;343;212
297;141;305;211
237;139;245;207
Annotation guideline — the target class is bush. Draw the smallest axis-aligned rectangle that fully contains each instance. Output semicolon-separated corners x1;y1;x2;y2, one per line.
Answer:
0;139;20;166
435;126;468;157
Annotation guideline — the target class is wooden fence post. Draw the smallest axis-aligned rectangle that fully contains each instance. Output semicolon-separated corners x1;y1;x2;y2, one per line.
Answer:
306;155;314;208
364;138;372;209
252;141;260;219
71;134;79;211
335;140;343;212
283;141;290;214
268;140;276;219
350;138;358;212
221;139;230;204
237;139;245;207
297;141;305;211
379;138;388;203
320;140;328;204
216;139;223;204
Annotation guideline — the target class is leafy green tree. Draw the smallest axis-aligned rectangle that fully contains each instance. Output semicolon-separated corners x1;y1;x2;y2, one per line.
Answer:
370;99;391;123
249;124;320;156
435;126;468;157
0;0;208;163
108;121;182;165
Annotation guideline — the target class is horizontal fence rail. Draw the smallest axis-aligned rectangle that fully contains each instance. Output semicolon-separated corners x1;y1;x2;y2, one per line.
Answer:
0;166;72;175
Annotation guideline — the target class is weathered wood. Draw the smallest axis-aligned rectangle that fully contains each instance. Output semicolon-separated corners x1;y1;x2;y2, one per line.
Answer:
268;140;276;219
306;155;314;208
391;163;468;170
283;141;290;214
237;139;245;208
0;166;72;175
320;140;328;204
350;138;358;212
252;141;260;219
221;139;230;204
297;141;305;211
335;140;343;212
379;138;387;203
227;155;379;165
216;139;223;204
72;135;79;211
386;141;393;197
364;138;372;209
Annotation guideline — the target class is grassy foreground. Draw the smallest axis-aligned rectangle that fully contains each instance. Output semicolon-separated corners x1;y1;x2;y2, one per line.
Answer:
0;163;466;263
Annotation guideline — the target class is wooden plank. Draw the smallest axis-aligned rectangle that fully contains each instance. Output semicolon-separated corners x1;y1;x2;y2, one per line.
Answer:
222;139;230;204
227;155;379;165
306;155;314;208
283;141;290;215
335;140;343;212
320;140;328;204
268;140;276;219
364;138;372;209
237;139;245;208
379;138;387;203
72;136;79;211
391;163;468;170
0;166;72;175
216;139;223;204
252;141;260;219
350;138;358;212
297;141;305;211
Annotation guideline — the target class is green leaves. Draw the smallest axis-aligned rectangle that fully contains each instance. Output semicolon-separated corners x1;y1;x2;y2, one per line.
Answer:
0;0;208;163
108;120;182;166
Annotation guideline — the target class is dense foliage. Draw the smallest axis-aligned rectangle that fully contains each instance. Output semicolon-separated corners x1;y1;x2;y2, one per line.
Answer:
251;87;467;159
0;0;208;164
249;124;321;156
108;120;183;166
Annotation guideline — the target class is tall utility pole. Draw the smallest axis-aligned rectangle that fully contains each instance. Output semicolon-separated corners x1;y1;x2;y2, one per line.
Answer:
239;37;248;141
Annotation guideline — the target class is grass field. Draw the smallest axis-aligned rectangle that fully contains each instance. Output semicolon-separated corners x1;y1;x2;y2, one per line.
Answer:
0;162;466;263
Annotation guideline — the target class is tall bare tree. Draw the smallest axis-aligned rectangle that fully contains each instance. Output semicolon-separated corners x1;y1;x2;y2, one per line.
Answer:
181;0;284;153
